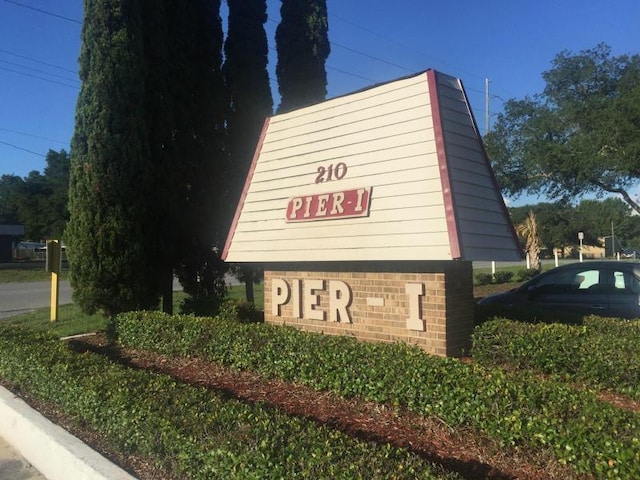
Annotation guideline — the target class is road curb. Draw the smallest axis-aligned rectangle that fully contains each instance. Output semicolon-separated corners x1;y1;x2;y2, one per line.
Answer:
0;386;136;480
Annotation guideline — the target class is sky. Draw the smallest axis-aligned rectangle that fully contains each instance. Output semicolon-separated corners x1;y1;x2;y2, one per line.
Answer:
1;0;638;204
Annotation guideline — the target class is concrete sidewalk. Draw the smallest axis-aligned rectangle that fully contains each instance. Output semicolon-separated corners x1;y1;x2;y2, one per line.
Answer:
0;386;136;480
0;434;44;480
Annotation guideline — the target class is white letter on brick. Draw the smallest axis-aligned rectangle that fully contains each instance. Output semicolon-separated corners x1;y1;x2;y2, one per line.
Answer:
272;278;290;317
405;283;425;331
304;279;325;321
329;280;352;323
291;278;302;318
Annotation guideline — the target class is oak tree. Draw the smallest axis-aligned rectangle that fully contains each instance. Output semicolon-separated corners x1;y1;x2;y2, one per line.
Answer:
486;44;640;213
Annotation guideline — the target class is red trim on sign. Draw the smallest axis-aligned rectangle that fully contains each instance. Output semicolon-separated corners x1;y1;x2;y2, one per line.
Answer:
222;117;271;261
427;70;462;259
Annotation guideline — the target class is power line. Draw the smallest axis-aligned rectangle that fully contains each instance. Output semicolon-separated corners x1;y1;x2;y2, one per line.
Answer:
266;43;380;86
0;48;77;74
332;13;490;84
265;13;509;106
1;2;506;120
0;65;79;89
0;140;46;157
265;19;416;96
326;65;378;84
2;1;511;106
0;128;69;146
1;0;81;24
327;13;518;105
0;59;79;84
330;41;414;74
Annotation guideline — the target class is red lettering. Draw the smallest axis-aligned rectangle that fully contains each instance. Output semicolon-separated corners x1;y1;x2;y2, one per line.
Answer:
286;187;372;222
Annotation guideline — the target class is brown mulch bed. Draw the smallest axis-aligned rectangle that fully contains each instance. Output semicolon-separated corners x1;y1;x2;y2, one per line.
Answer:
51;333;590;480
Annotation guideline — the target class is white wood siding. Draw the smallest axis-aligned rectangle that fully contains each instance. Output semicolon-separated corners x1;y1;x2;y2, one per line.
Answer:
224;70;521;263
434;71;521;261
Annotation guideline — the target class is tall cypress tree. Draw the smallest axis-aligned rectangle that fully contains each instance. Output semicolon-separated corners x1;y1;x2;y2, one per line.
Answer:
275;0;330;113
169;0;229;314
223;0;273;208
68;0;227;316
223;0;273;302
67;0;160;316
139;1;175;313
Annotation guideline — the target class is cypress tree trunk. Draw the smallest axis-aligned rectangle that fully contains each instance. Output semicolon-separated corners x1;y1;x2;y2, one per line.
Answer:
161;268;174;315
245;278;255;305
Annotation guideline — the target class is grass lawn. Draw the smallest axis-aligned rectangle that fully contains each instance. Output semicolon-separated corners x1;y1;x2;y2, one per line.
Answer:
227;282;263;308
1;282;264;337
0;266;69;283
2;303;109;337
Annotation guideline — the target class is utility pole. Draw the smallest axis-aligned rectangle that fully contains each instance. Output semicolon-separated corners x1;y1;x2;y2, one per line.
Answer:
485;78;490;135
611;220;615;258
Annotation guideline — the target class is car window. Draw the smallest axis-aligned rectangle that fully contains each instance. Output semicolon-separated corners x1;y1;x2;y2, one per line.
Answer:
574;270;600;289
612;270;640;294
534;268;600;291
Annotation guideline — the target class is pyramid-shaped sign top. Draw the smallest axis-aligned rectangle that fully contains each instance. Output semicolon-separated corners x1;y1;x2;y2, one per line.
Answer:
223;69;521;263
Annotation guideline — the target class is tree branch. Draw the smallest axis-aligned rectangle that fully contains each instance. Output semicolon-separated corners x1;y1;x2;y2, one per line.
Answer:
594;181;640;215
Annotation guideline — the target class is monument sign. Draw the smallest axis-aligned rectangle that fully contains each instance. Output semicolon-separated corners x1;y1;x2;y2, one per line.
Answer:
223;69;521;357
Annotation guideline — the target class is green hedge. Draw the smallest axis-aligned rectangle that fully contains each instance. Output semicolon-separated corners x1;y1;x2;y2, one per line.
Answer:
112;311;640;478
472;316;640;399
0;325;459;480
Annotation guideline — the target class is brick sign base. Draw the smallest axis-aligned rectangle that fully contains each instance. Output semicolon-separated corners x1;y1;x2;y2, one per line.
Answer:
264;261;474;357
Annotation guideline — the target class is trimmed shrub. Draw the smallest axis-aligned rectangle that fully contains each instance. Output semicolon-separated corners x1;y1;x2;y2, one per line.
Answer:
110;311;640;478
474;271;515;286
474;273;493;286
0;324;459;480
472;317;640;399
492;271;514;284
217;298;263;324
516;268;540;282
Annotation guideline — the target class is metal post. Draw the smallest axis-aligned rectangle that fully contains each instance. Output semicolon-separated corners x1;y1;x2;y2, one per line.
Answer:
611;221;615;258
578;231;584;263
46;240;61;322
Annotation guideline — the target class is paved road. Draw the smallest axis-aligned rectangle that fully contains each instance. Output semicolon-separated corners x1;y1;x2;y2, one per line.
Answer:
0;281;73;320
0;275;240;320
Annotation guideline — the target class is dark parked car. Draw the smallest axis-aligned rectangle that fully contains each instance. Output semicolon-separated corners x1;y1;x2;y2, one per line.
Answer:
477;261;640;323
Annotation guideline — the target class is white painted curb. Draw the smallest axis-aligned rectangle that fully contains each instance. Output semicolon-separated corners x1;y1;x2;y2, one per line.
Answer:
0;386;136;480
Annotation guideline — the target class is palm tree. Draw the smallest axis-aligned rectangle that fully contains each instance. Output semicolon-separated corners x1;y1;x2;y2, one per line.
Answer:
516;210;541;271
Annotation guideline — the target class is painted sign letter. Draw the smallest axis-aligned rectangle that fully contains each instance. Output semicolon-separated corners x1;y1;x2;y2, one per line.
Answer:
304;279;326;321
272;278;290;316
405;283;425;331
329;280;352;323
286;187;372;222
